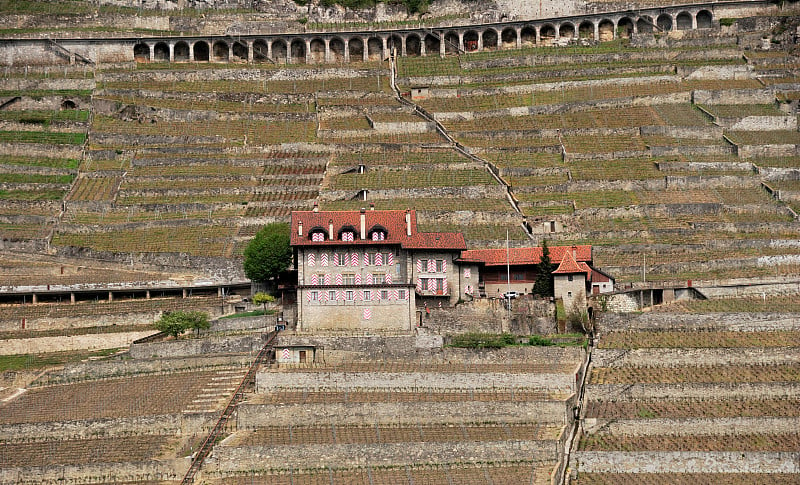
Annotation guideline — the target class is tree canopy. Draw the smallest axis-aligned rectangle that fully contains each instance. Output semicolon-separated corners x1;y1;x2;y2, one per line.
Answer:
154;310;210;339
532;239;555;297
243;223;292;283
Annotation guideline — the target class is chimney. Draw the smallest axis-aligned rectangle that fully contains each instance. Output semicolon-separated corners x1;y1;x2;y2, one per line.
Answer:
572;245;577;259
329;220;334;240
370;202;375;211
405;210;412;237
313;202;319;213
297;220;303;237
360;208;366;240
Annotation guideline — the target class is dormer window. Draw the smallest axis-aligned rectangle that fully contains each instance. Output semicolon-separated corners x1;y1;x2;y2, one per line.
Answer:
339;225;357;242
309;227;327;242
368;225;387;241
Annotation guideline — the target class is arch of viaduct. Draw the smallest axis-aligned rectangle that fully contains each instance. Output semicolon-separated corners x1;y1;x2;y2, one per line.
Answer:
133;6;716;64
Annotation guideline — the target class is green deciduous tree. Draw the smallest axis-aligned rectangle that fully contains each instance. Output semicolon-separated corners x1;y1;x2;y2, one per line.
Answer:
243;223;292;284
532;239;555;297
155;310;210;339
252;292;275;315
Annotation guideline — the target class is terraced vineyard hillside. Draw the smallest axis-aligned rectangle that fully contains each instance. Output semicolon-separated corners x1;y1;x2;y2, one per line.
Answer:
570;307;800;483
0;13;798;288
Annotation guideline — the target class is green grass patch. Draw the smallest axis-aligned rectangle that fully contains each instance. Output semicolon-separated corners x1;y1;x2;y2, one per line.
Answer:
0;348;121;372
0;89;92;99
218;309;276;319
0;188;66;200
0;110;89;123
0;324;150;341
0;131;86;145
0;173;74;184
0;155;80;170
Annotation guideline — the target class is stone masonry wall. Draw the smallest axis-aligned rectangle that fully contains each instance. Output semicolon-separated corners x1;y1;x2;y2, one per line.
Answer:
575;451;800;474
237;400;571;428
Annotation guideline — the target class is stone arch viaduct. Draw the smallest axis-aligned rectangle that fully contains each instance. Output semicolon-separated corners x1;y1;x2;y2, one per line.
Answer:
132;4;724;64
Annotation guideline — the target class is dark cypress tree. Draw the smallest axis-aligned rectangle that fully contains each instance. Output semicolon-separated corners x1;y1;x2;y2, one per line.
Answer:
532;239;555;297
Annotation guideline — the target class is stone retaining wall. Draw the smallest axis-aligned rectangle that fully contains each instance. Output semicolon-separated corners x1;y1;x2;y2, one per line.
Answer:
129;333;262;359
237;400;572;427
0;460;182;485
0;415;181;443
597;312;800;332
256;370;577;393
205;441;557;475
574;451;800;474
592;347;800;368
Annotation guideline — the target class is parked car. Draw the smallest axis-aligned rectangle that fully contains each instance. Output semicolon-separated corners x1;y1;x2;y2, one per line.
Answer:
503;291;519;299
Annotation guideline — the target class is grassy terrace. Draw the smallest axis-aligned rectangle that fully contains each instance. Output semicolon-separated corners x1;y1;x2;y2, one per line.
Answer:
397;44;742;79
589;364;800;384
598;330;800;349
0;109;90;123
91;116;317;145
52;225;237;256
701;104;786;118
584;397;800;419
332;149;470;166
0;89;92;98
416;80;760;113
572;473;800;484
417;222;529;241
0;131;86;145
320;197;511;212
0;188;66;200
0;155;80;170
444;105;710;132
579;434;800;452
727;130;800;145
67;177;119;201
652;296;800;314
95;94;315;114
99;76;391;94
329;169;496;190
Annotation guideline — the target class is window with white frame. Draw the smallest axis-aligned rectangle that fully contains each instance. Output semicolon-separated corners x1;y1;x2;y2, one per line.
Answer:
381;290;388;300
328;290;336;301
310;291;318;301
345;290;354;301
363;290;371;301
373;273;385;284
398;289;406;300
342;273;355;285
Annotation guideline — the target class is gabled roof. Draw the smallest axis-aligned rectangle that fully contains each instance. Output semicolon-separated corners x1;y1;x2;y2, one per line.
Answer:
291;209;466;250
552;251;591;275
459;245;591;267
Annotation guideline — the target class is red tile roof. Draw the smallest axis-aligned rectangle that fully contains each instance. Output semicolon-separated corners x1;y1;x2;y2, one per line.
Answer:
459;245;592;267
552;251;591;275
291;209;466;250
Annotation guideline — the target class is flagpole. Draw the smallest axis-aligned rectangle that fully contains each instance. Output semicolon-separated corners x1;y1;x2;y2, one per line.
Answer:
506;229;511;313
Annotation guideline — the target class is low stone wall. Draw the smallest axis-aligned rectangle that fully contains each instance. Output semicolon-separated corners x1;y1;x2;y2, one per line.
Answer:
0;330;153;355
237;400;571;427
0;312;162;332
597;312;800;332
693;88;776;105
737;143;799;159
720;115;797;131
40;354;251;385
0;461;182;485
574;451;800;474
592;347;800;368
129;333;262;359
256;370;577;393
0;414;181;443
205;441;557;476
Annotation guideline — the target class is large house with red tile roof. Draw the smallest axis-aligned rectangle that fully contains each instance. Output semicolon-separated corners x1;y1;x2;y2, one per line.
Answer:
290;208;613;331
291;207;467;332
